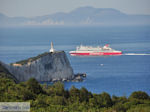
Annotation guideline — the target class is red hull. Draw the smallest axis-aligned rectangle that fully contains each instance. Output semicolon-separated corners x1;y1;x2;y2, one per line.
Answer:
70;52;122;56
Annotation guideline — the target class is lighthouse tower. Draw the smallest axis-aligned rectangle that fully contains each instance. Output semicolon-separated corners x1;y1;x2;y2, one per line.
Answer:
49;42;55;53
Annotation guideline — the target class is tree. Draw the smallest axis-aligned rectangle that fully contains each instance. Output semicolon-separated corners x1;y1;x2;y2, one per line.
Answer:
51;96;66;105
69;86;80;97
112;95;128;104
34;94;48;107
20;89;36;100
53;82;65;96
89;98;97;107
26;78;43;95
113;103;126;112
129;91;149;100
79;87;92;102
99;92;113;107
69;86;80;103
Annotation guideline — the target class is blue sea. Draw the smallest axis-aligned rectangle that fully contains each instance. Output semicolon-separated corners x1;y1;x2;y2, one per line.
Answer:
0;26;150;96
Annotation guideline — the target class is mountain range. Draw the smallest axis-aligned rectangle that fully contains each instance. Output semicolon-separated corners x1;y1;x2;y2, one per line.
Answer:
0;6;150;27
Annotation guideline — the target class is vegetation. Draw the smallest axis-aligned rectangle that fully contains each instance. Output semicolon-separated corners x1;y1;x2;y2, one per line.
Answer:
11;51;64;65
0;77;150;112
12;52;50;65
0;62;19;83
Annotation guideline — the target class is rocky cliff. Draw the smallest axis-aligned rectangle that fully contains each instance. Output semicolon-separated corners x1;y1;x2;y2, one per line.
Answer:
3;51;74;82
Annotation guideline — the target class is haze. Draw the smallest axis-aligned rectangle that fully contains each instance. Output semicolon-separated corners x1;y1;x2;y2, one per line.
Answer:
0;0;150;17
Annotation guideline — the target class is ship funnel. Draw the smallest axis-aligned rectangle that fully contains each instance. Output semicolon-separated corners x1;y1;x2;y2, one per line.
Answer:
50;42;55;53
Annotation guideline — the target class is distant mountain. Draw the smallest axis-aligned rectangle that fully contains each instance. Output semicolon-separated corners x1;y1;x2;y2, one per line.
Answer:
0;6;150;27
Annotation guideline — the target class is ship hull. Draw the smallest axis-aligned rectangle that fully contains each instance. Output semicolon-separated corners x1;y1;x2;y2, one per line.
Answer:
70;52;122;56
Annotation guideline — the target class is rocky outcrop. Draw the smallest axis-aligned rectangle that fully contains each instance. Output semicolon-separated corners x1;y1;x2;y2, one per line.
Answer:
4;51;74;82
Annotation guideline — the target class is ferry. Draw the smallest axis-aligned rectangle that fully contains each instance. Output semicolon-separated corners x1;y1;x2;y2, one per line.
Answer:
69;44;122;56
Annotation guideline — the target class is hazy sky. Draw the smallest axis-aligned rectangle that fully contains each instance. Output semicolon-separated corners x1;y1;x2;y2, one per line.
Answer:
0;0;150;17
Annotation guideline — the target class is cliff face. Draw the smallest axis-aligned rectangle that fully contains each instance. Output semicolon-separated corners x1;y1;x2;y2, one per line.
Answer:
4;51;74;82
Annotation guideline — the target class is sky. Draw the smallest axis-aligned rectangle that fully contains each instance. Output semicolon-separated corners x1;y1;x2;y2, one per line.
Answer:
0;0;150;17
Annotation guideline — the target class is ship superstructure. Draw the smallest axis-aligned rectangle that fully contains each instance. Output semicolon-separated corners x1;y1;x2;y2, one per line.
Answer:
69;44;122;56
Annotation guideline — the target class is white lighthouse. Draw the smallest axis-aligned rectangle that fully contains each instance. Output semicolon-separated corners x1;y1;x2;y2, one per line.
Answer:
49;42;55;53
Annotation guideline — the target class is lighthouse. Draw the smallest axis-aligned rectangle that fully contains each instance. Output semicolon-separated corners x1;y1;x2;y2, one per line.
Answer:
49;42;55;53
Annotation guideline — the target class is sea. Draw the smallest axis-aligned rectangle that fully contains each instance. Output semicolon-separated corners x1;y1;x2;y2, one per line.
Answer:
0;25;150;96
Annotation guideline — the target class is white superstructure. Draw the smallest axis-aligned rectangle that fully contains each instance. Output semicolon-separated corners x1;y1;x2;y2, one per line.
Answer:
49;42;55;53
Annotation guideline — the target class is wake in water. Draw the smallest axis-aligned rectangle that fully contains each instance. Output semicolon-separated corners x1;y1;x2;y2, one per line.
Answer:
124;53;150;55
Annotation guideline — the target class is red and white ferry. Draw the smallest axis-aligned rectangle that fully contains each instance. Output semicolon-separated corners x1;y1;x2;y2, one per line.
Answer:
69;44;122;56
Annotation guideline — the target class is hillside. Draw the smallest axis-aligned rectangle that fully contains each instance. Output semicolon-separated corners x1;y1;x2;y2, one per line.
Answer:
0;6;150;26
0;77;150;112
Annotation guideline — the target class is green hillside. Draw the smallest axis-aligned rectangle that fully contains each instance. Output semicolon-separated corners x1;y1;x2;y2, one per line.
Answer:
0;77;150;112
